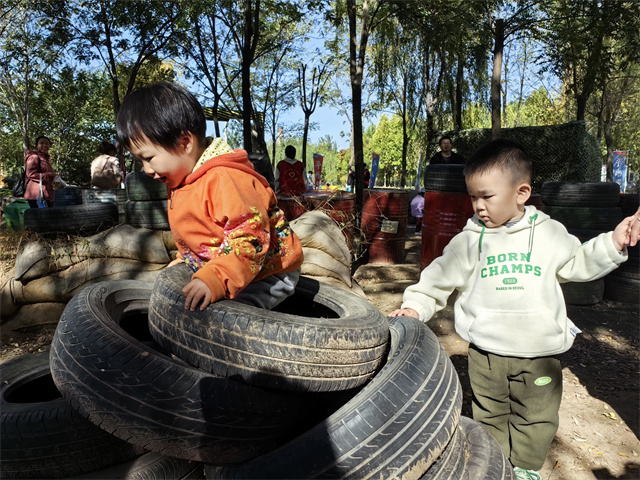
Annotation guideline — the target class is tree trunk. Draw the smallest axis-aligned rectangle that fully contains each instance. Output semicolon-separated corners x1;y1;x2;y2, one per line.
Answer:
302;114;310;170
455;52;463;130
242;1;254;152
491;19;504;140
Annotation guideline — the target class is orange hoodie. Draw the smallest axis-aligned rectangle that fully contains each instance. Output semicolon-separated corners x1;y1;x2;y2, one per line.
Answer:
168;149;303;302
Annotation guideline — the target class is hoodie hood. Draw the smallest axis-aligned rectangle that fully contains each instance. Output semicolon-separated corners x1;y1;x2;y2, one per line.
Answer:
181;149;270;190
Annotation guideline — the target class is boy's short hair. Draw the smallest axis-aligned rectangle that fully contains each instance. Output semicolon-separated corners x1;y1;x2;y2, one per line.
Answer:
285;145;296;158
464;139;532;185
116;81;206;152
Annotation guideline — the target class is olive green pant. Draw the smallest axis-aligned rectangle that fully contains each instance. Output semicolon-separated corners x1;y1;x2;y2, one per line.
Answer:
468;344;562;471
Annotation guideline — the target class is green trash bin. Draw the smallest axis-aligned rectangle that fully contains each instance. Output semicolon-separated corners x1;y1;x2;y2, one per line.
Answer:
5;199;31;230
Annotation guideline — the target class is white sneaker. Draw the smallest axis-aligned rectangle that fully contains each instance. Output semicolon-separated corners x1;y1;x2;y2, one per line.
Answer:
513;466;542;480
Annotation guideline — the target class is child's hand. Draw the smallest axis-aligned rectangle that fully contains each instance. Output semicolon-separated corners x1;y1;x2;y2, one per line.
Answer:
183;278;213;311
388;308;419;319
167;258;183;267
613;208;640;251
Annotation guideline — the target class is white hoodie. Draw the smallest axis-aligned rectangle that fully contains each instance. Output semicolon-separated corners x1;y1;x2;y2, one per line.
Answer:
402;205;627;358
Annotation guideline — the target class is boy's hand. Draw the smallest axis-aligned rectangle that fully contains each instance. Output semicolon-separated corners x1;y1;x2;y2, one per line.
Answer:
183;278;213;311
388;308;419;319
613;208;640;251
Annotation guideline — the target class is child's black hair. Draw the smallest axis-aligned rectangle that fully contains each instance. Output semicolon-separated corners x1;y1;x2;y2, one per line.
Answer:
116;81;206;152
464;138;532;185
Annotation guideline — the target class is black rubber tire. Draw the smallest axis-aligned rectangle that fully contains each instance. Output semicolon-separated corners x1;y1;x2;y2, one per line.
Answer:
612;258;640;280
50;280;336;464
459;416;515;480
72;452;203;479
24;202;119;234
604;274;639;304
205;316;463;479
124;200;170;230
541;182;621;207
419;423;467;479
149;265;390;392
54;187;84;206
560;279;605;306
125;172;169;201
566;228;606;243
1;351;142;479
618;193;639;217
424;164;467;193
542;206;622;230
421;417;515;479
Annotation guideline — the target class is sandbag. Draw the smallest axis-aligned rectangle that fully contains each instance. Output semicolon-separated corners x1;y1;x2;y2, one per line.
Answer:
15;225;173;281
11;258;165;304
2;302;67;331
0;280;20;319
300;247;352;287
290;212;351;268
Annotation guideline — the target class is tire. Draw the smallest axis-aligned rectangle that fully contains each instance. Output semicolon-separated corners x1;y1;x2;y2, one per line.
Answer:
1;351;142;479
149;265;390;392
421;417;515;480
424;164;467;193
604;274;639;304
126;172;169;201
612;258;640;280
54;187;84;206
124;200;170;230
458;417;515;480
542;206;622;230
24;203;119;234
205;316;463;479
566;228;606;243
72;453;203;479
541;182;621;207
560;279;605;306
50;280;336;464
419;423;467;479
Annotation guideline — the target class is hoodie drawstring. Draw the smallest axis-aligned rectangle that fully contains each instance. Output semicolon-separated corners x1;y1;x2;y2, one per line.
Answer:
526;213;538;261
478;223;486;260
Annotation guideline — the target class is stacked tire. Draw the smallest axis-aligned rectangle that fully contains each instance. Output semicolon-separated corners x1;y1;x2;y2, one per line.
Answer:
24;202;118;235
0;351;202;479
82;188;128;224
124;172;170;230
541;182;623;305
603;192;639;304
38;264;515;478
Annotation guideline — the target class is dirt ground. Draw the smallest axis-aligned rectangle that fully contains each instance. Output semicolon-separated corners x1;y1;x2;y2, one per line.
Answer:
1;228;638;480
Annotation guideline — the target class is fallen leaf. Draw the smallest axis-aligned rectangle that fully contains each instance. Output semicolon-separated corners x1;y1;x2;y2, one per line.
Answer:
629;464;639;470
619;453;628;457
594;451;604;455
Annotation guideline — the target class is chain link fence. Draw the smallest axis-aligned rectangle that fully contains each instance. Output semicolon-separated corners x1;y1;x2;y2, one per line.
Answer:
432;121;601;192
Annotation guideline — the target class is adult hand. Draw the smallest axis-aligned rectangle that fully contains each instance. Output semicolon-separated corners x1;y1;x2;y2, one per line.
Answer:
183;278;213;311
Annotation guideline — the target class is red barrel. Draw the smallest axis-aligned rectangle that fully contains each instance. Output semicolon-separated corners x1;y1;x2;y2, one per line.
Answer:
361;189;409;264
277;194;309;221
421;191;474;269
303;191;356;252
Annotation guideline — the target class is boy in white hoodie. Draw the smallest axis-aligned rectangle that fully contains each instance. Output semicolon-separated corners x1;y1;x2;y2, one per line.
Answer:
389;139;637;480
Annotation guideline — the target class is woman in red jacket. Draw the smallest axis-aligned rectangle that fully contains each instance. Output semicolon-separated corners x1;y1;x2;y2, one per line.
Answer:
24;136;56;208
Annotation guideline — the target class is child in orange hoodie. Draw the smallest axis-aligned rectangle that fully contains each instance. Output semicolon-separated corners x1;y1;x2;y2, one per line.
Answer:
116;82;303;311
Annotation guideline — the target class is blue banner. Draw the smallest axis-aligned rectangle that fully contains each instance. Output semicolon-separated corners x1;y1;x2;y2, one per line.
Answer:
370;153;380;188
613;151;627;192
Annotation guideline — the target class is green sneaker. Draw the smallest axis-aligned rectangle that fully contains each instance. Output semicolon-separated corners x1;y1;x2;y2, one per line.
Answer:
513;467;542;480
